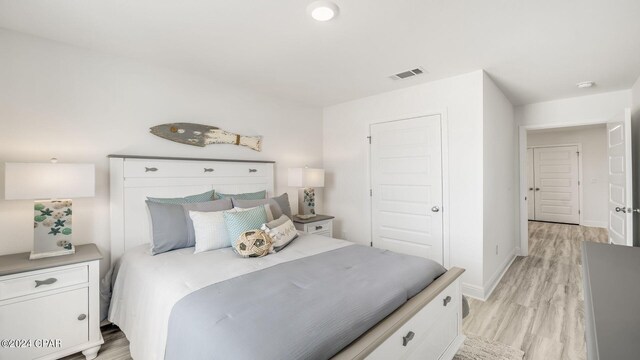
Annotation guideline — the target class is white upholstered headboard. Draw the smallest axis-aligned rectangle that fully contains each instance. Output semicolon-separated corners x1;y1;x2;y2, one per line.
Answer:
109;155;275;265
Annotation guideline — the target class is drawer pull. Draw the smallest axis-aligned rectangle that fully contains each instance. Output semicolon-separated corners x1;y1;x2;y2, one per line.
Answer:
315;226;323;231
34;278;57;288
443;295;452;306
145;167;158;172
204;168;214;173
77;314;87;321
402;331;415;346
249;168;258;173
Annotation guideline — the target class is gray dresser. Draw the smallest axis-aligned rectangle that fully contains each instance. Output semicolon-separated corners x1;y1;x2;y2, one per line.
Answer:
582;242;640;360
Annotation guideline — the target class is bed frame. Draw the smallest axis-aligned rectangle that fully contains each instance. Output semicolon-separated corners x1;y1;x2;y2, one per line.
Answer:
108;155;465;360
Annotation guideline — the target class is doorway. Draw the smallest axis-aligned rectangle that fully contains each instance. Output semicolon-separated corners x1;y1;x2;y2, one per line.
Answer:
527;145;581;224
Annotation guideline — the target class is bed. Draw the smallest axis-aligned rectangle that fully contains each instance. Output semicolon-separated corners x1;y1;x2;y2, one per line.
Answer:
108;155;465;360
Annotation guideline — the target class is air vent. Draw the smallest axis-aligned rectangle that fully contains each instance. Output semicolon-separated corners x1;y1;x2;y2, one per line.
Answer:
390;67;426;80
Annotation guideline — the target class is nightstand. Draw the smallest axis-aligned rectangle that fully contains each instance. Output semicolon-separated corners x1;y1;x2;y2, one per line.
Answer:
0;244;103;360
292;215;335;237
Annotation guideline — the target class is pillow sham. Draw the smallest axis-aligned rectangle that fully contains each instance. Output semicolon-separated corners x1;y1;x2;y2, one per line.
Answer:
233;193;292;220
189;210;231;253
182;199;233;246
233;204;274;222
146;199;232;255
216;190;266;201
233;230;273;258
147;189;216;204
223;206;268;247
261;215;298;252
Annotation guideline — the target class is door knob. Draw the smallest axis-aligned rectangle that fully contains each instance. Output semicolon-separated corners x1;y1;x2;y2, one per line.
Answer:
528;187;534;191
535;188;540;191
615;207;627;213
431;206;440;213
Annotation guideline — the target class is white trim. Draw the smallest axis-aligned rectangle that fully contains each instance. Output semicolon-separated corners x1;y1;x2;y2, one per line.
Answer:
367;110;450;267
581;220;608;229
482;250;517;300
461;283;485;300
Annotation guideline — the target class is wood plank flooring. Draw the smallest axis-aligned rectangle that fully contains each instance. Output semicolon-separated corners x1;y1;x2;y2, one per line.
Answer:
64;221;607;360
463;221;608;360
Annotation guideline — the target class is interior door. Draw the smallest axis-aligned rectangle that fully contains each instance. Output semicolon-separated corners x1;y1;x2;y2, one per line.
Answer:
527;148;535;220
533;146;580;224
607;109;633;246
370;115;443;264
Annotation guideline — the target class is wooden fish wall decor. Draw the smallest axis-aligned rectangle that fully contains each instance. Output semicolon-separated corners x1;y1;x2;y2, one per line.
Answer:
150;123;262;152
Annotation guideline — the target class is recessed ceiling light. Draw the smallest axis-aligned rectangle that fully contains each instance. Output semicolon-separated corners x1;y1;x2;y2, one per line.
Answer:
577;81;595;89
307;1;339;22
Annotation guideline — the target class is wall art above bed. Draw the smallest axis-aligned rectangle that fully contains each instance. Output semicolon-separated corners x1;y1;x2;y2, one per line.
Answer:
150;123;262;152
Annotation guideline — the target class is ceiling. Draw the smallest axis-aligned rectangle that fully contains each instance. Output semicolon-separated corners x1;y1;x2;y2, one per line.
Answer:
1;0;639;107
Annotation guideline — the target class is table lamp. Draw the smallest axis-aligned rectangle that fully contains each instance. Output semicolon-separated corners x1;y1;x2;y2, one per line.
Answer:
288;167;324;219
4;160;95;259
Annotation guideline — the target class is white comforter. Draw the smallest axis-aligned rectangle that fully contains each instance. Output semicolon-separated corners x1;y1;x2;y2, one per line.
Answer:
108;233;351;360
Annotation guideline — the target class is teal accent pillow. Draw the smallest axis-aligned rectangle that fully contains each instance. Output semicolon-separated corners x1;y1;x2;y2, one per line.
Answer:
223;206;268;247
148;190;215;204
216;190;266;201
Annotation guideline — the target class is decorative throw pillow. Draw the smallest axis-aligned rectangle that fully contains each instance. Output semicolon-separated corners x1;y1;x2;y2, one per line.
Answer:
261;215;298;252
233;204;274;222
147;189;216;204
233;230;273;258
216;190;266;201
233;193;292;220
223;206;268;246
189;210;231;253
182;199;233;245
146;198;232;255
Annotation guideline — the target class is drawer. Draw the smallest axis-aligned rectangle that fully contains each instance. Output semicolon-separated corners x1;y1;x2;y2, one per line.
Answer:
305;220;332;234
0;266;88;301
367;281;459;360
0;287;89;360
123;160;268;178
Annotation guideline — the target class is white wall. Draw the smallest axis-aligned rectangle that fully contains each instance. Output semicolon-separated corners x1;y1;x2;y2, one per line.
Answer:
527;125;608;228
323;70;486;295
0;29;323;275
632;76;640;246
482;73;517;296
516;90;631;127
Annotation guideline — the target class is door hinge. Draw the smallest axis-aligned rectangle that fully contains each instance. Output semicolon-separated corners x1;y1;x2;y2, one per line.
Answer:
579;210;581;215
369;189;373;197
367;136;371;144
578;180;581;186
370;241;373;247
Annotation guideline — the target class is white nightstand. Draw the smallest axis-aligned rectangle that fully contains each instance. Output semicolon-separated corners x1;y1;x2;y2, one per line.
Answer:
0;244;103;360
292;215;334;237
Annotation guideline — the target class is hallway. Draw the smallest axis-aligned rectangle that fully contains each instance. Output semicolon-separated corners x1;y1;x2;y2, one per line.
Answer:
462;221;608;359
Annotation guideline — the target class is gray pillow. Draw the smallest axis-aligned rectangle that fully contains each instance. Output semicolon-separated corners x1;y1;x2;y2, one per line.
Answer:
233;193;292;219
182;199;233;245
147;189;215;204
147;199;233;255
216;190;266;200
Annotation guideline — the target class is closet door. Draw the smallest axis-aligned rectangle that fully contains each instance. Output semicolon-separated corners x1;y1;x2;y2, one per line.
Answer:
370;115;443;264
533;146;580;224
527;148;535;220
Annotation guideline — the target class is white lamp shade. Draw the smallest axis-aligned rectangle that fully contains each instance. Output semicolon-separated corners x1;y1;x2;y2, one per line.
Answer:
288;168;325;188
5;163;95;200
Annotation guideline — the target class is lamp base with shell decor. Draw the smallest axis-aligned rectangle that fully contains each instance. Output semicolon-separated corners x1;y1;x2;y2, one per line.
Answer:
31;199;75;259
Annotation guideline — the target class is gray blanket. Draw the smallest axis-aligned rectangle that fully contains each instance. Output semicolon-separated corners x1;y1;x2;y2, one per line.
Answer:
165;244;446;360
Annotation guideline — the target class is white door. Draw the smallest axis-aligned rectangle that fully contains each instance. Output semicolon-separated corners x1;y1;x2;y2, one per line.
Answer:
533;146;580;224
370;115;443;264
527;148;535;220
607;109;633;246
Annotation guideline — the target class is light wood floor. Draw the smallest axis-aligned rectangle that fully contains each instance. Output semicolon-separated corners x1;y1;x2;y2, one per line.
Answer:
65;221;607;360
462;221;608;360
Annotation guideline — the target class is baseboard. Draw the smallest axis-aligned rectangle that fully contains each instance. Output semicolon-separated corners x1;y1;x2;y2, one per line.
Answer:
461;283;485;300
482;250;516;300
441;334;466;360
580;220;608;229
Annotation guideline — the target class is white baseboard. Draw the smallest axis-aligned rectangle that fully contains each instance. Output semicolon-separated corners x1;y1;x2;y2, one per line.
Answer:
482;250;516;300
580;220;608;229
441;334;466;360
461;249;517;301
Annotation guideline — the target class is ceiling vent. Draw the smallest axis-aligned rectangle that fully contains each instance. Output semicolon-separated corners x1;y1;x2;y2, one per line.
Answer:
390;67;426;80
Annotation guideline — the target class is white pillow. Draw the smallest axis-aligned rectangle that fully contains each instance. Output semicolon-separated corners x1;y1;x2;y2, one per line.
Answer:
189;210;230;253
233;204;274;222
